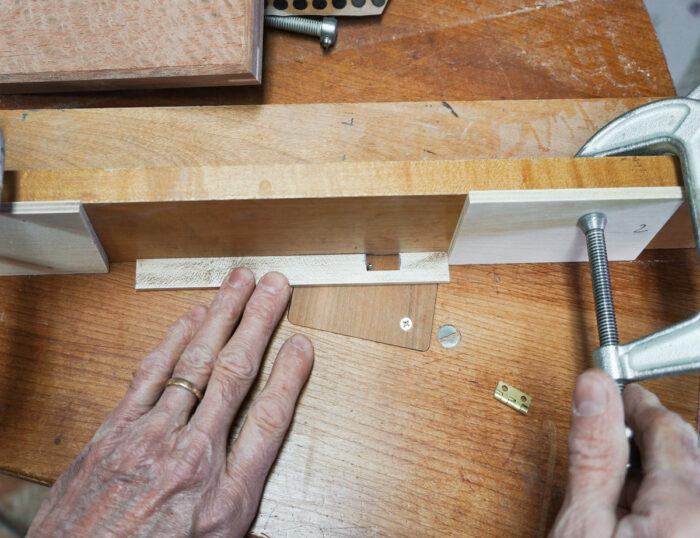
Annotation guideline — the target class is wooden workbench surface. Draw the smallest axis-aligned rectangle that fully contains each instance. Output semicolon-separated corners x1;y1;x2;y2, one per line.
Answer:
1;1;697;536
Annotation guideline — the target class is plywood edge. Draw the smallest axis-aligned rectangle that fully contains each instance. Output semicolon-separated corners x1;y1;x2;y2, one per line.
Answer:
0;72;261;94
135;252;449;290
468;186;684;204
0;200;83;214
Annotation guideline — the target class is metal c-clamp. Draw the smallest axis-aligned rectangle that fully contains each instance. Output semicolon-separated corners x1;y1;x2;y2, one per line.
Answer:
576;86;700;388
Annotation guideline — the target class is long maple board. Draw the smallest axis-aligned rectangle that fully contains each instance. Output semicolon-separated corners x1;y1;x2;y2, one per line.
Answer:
0;1;263;93
0;99;655;170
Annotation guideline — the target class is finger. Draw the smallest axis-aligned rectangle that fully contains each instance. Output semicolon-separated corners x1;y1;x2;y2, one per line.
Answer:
624;383;700;475
225;334;313;489
93;305;208;438
155;268;256;423
550;369;628;537
190;272;291;436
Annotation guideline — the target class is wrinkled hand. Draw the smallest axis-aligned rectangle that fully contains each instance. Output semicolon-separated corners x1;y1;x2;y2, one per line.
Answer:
29;268;314;537
551;369;700;537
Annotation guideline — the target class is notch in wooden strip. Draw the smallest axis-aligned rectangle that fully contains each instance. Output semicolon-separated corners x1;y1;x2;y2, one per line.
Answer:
365;254;400;271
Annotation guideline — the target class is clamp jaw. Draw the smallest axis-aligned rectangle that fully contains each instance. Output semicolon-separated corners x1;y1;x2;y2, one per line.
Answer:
594;312;700;386
577;86;700;387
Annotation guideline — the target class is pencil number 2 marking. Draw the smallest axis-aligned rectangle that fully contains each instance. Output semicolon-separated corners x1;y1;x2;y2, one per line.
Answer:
633;224;648;233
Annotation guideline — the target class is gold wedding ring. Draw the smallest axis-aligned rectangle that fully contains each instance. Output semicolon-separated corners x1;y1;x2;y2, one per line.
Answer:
165;378;203;401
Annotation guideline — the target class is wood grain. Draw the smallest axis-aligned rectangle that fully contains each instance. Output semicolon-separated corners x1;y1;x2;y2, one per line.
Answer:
0;1;688;536
0;0;674;109
289;284;438;351
2;157;684;261
648;203;696;250
5;156;681;204
449;188;684;265
0;1;262;93
0;98;657;171
135;252;449;290
0;253;697;536
85;196;463;262
0;201;107;275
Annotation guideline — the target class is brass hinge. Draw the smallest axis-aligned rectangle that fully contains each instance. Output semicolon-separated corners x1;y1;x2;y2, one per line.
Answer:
494;381;531;415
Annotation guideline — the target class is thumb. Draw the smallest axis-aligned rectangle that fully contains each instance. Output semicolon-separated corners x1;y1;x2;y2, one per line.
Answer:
550;369;628;537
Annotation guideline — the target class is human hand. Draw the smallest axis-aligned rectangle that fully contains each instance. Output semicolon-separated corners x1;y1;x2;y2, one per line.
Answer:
28;268;314;537
551;369;700;537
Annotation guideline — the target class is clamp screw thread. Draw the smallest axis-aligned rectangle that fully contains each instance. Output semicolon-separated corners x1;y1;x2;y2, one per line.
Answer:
578;213;619;347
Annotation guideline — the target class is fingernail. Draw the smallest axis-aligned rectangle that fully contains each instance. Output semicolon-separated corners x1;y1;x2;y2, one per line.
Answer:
260;272;288;293
573;373;608;416
290;334;311;352
228;267;253;288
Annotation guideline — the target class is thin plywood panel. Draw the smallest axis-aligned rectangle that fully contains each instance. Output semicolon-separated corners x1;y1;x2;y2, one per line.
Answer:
449;187;684;265
0;1;263;93
0;201;108;275
135;252;449;290
289;284;438;352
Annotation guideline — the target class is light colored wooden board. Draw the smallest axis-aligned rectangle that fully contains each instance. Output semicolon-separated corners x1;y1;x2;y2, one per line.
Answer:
266;0;388;16
0;99;654;171
135;252;449;290
0;1;262;93
449;187;683;265
0;201;108;275
289;284;438;351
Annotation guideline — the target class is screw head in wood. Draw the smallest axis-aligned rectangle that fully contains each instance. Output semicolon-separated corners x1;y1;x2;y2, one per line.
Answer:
400;317;413;331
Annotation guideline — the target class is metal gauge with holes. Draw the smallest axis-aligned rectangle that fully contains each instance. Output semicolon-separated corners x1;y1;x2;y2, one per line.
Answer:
265;0;389;17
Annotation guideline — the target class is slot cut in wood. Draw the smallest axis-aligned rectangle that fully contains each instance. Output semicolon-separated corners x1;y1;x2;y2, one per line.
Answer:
135;252;449;290
366;254;400;271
